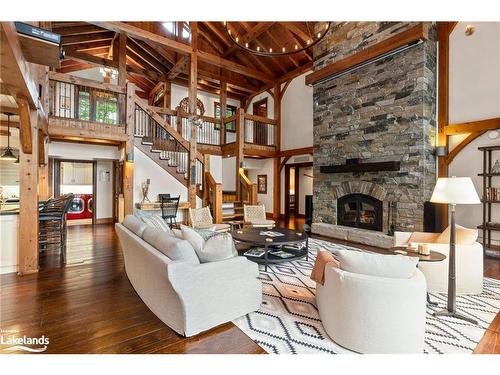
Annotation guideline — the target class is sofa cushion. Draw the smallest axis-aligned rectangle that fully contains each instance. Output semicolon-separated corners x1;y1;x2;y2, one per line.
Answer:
336;250;419;279
142;226;199;264
181;225;237;263
436;225;478;245
141;214;174;235
123;215;147;237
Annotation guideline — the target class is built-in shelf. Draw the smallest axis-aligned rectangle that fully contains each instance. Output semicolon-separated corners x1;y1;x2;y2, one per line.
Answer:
320;160;400;174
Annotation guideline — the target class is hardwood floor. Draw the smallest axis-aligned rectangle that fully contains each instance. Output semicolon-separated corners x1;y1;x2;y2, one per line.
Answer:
1;218;499;354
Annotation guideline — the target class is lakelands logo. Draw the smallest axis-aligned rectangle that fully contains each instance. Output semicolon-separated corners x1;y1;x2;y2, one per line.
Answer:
0;329;49;353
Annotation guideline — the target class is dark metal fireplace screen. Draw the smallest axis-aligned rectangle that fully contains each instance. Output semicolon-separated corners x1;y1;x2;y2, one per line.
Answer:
337;193;383;231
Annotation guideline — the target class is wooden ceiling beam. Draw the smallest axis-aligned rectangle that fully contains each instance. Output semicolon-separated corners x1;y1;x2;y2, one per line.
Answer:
203;22;232;48
52;24;107;36
61;31;115;45
132;39;174;68
92;22;192;55
167;55;189;80
223;22;275;57
264;30;300;68
127;39;168;74
444;118;500;135
63;39;111;52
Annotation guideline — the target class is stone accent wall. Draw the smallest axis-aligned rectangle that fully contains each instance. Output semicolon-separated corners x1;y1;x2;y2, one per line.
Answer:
312;22;437;233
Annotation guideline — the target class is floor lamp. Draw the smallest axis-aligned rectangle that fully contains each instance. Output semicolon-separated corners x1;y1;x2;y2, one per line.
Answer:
430;177;480;324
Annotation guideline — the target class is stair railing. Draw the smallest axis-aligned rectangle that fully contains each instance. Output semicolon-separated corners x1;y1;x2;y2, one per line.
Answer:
204;171;223;223
239;169;258;205
243;113;277;147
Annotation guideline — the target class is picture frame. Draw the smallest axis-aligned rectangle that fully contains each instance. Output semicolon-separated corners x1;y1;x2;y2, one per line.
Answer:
257;174;267;194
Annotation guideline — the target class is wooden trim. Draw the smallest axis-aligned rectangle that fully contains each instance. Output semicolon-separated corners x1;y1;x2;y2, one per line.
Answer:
305;24;428;86
244;113;277;125
279;147;314;157
446;131;486;165
48;71;126;94
445;118;500;135
96;217;114;224
17;97;33;154
273;157;280;219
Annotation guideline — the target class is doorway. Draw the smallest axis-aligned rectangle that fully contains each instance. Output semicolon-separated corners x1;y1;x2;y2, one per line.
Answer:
284;162;313;220
252;98;268;145
54;159;97;226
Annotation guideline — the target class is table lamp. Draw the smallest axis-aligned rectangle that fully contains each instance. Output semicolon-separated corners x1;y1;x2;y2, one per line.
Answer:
430;176;480;324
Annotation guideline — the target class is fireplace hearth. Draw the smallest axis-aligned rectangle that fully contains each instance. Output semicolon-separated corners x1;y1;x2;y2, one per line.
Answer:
337;194;383;232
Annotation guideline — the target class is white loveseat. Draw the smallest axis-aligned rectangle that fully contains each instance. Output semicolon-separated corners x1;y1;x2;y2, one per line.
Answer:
115;215;262;337
316;257;427;353
394;231;483;295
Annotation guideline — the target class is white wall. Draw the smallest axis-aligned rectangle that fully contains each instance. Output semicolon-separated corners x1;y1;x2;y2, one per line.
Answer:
281;72;314;150
246;92;274;119
209;155;223;184
245;158;274;214
49;142;121;160
449;22;500;242
222;157;236;191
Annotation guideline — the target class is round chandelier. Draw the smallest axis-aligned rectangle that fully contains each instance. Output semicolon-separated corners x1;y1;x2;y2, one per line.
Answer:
223;22;331;57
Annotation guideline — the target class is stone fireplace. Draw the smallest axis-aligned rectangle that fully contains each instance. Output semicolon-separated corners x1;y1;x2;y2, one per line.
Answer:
310;22;437;247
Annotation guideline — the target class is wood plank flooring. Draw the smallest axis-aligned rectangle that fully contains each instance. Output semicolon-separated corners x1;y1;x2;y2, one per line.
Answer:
1;217;499;354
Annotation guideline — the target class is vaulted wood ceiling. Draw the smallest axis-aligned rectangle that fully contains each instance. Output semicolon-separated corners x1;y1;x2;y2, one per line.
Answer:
52;21;315;101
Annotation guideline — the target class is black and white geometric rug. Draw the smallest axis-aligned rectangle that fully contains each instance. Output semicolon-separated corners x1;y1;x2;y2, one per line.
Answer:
233;238;500;354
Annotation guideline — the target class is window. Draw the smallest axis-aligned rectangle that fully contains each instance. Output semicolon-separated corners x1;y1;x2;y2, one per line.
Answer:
214;102;237;132
95;92;118;124
162;22;176;35
78;91;90;121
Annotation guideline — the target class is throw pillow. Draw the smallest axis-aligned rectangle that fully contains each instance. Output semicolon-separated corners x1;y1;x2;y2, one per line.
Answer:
142;227;165;247
310;249;340;285
193;227;218;241
407;232;440;244
198;232;237;263
152;231;199;265
436;225;478;245
141;215;174;235
336;249;419;279
180;225;237;263
122;215;147;237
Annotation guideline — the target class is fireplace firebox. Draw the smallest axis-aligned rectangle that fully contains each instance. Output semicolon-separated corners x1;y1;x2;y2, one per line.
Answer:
337;194;383;231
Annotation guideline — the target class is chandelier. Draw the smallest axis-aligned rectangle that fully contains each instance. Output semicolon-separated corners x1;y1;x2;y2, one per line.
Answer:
223;22;331;56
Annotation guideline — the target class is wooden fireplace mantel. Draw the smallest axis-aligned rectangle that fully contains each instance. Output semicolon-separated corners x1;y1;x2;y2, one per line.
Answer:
305;23;429;86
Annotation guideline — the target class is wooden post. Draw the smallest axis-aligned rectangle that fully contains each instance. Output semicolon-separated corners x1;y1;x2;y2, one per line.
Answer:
18;105;39;274
118;33;127;87
273;84;282;219
163;81;171;109
123;82;135;217
214;183;223;224
38;132;50;199
219;75;227;145
235;108;245;201
187;22;198;208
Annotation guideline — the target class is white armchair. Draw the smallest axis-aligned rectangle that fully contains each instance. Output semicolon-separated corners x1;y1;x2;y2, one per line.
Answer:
188;207;230;232
394;231;483;295
316;264;427;354
243;204;275;228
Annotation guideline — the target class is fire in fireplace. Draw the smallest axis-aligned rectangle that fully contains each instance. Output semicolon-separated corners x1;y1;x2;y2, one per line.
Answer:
337;193;383;231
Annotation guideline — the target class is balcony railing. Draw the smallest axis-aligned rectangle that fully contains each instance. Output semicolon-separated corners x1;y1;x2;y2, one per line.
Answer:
243;114;276;146
49;78;126;125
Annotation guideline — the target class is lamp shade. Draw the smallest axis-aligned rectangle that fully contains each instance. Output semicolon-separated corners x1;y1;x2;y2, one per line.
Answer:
430;177;480;204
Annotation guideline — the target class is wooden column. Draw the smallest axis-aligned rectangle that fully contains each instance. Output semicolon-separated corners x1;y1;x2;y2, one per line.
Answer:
123;82;135;217
187;22;198;208
219;74;227;145
18;101;39;274
163;81;171;109
117;33;127;87
273;84;282;219
235;108;245;200
38;132;50;199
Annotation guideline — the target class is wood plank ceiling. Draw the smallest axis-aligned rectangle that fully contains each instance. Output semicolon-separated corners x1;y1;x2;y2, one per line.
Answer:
52;21;315;102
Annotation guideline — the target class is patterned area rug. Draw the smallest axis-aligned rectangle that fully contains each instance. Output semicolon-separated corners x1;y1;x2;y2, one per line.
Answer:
233;238;500;354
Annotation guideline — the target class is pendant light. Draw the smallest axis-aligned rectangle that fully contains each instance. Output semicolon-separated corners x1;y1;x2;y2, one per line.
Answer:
1;113;17;161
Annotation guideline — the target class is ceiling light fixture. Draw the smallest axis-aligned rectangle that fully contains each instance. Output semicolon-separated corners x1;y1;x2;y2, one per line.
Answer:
223;22;330;57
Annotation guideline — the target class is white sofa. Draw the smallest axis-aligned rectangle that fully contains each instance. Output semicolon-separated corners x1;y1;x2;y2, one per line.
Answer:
115;215;262;337
394;231;483;295
316;263;427;354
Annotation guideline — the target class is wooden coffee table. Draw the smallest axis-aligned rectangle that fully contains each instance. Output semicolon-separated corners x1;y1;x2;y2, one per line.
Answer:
232;227;308;271
391;247;446;306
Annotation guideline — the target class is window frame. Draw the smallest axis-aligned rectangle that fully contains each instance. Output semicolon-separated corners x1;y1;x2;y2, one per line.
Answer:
214;102;237;132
